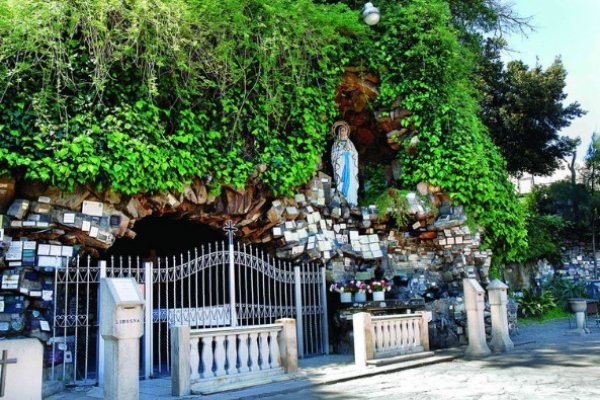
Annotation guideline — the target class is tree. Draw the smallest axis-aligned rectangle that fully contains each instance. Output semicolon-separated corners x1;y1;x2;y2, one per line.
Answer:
562;137;581;187
479;44;586;177
584;132;600;278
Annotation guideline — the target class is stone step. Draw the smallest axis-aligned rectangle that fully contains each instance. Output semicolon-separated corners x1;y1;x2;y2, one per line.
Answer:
366;351;435;367
368;353;460;373
308;351;461;386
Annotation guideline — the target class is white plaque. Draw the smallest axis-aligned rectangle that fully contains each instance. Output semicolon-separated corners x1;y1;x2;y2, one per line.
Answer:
38;244;51;255
50;245;62;256
1;272;19;289
89;226;99;238
5;241;23;261
40;320;51;331
82;220;91;232
63;213;76;224
62;246;74;257
82;200;104;217
38;256;63;268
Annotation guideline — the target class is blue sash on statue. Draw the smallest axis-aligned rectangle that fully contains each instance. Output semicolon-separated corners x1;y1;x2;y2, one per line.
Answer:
341;151;350;197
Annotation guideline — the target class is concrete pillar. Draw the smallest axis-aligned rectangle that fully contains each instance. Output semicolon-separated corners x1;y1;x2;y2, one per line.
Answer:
463;279;491;357
0;338;43;400
276;318;298;373
353;312;374;367
487;279;514;353
416;311;430;351
170;326;191;397
100;278;145;400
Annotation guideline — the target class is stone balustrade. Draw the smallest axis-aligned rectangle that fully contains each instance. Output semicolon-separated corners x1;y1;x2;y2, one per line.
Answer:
171;318;297;396
353;312;429;367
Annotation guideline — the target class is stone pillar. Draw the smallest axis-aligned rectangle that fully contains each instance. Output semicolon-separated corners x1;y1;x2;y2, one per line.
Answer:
353;312;374;367
100;278;145;400
0;338;43;400
170;326;191;397
567;299;589;335
276;318;298;373
416;311;430;351
487;279;514;353
463;279;491;357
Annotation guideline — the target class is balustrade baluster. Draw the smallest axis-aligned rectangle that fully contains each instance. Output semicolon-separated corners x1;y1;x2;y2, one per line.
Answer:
402;320;409;350
408;319;416;348
226;334;238;374
249;332;260;372
214;336;227;376
382;321;391;350
190;337;200;380
392;320;401;349
238;333;250;373
259;331;270;370
376;323;384;351
201;336;214;378
414;318;422;347
269;330;280;369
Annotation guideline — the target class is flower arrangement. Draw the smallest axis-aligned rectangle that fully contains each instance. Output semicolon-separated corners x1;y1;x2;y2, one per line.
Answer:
368;279;391;293
330;280;368;294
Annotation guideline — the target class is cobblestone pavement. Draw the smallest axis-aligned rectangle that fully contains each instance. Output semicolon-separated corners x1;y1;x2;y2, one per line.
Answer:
264;318;600;400
48;317;600;400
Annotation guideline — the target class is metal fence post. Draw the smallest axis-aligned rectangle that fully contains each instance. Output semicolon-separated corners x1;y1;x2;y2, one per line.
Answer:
97;260;107;386
144;261;153;379
223;221;239;327
294;265;304;358
320;266;330;355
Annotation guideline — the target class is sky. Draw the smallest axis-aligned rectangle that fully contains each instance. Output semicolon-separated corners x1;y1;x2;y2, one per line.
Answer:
502;0;600;175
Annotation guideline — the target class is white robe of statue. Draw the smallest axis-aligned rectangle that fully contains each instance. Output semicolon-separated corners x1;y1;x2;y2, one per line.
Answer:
331;124;359;206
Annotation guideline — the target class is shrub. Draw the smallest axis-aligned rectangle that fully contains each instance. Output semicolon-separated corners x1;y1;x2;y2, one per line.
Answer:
517;288;557;318
543;277;587;309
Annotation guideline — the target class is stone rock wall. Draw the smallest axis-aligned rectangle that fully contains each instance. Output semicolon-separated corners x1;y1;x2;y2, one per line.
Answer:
1;175;494;348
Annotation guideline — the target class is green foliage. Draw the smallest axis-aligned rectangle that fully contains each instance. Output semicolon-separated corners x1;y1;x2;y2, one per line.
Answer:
523;214;566;264
517;289;557;318
0;0;364;195
521;190;568;264
543;277;588;310
374;188;410;227
0;0;528;264
360;163;388;206
349;0;527;262
530;181;594;240
519;305;570;325
478;39;585;176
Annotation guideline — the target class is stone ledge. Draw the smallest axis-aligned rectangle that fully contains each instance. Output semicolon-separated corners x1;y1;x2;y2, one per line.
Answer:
191;368;289;395
366;350;434;367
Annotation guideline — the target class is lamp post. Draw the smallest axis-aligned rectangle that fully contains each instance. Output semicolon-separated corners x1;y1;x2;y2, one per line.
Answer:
360;2;380;25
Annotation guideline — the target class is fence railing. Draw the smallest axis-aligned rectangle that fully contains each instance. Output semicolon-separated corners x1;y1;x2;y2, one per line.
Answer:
353;312;429;367
171;319;298;396
49;243;327;387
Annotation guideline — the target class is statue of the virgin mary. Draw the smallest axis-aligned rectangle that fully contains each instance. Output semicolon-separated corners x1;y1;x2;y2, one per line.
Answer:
330;121;359;206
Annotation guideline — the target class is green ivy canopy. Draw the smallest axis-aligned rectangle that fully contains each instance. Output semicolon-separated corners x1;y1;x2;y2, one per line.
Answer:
0;0;527;262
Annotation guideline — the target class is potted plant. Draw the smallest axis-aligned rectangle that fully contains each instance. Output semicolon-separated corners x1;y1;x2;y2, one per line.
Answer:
352;280;368;302
330;280;368;302
330;282;353;303
368;279;391;301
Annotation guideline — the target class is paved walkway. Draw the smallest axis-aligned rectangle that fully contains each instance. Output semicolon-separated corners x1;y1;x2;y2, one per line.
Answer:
47;317;600;399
